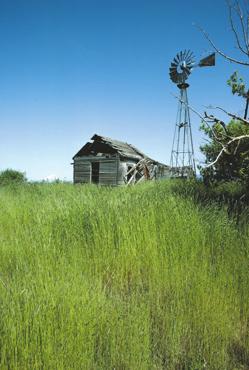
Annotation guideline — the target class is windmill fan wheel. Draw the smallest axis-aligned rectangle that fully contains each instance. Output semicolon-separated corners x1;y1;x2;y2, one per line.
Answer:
169;50;195;84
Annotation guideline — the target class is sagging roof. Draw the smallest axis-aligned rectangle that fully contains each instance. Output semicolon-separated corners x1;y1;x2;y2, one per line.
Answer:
73;134;168;166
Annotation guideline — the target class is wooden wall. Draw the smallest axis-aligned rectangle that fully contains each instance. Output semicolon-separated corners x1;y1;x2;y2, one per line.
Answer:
73;156;170;185
99;160;119;185
73;156;121;185
73;159;91;184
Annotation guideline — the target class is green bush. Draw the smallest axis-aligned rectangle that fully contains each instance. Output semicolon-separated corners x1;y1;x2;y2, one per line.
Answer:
200;119;249;184
0;169;27;185
171;178;246;202
170;178;249;224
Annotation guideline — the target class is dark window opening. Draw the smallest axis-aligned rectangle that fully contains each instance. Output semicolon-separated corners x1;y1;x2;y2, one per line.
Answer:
127;165;133;182
91;162;100;184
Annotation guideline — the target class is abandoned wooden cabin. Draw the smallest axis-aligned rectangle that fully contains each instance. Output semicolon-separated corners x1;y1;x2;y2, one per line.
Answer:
72;134;169;186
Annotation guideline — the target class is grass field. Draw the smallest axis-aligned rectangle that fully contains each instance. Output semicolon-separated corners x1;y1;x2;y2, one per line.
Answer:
0;180;248;369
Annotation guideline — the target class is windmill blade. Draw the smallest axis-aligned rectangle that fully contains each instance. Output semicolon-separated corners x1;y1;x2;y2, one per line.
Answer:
170;72;178;79
185;49;191;60
182;70;189;79
170;70;177;76
170;73;177;79
183;50;189;60
188;53;195;64
185;50;192;59
169;70;177;77
186;56;192;65
185;67;191;75
199;52;215;67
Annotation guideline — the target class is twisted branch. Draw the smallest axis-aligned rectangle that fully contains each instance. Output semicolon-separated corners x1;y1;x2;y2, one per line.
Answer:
196;24;249;66
206;134;249;167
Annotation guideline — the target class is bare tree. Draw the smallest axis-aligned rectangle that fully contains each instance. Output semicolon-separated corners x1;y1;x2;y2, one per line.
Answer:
197;0;249;169
198;0;249;66
174;94;249;170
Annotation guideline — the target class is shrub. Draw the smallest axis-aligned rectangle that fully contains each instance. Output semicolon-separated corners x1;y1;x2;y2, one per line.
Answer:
0;169;27;185
200;119;249;185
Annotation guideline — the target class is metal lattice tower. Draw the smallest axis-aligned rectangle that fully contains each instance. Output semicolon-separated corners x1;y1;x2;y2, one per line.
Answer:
169;50;215;178
170;82;195;177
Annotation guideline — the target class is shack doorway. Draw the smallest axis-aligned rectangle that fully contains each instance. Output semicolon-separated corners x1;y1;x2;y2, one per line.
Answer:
91;162;100;184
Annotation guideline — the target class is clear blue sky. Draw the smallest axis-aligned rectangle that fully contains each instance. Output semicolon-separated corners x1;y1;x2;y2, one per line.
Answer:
0;0;248;180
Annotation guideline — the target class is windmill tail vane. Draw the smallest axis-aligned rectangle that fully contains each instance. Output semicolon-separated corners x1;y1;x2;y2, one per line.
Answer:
198;52;215;67
169;50;215;178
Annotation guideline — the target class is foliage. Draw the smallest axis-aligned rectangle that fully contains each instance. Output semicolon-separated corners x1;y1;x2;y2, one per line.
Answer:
170;177;249;223
0;168;27;186
227;71;248;99
171;177;245;202
199;1;249;175
199;119;249;185
0;181;248;369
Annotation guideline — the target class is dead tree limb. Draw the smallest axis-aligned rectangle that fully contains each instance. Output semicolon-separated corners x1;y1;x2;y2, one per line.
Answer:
206;134;249;167
213;106;249;124
172;94;249;168
227;0;249;54
196;24;249;66
172;93;229;144
234;0;249;51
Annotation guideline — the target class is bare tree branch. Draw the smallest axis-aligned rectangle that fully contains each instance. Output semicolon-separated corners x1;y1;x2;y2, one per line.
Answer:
172;95;249;168
203;111;232;138
247;11;249;41
207;134;249;167
234;0;249;51
171;93;229;144
213;106;249;124
172;94;213;130
234;138;241;154
196;24;249;66
227;0;249;55
194;1;249;170
172;96;249;169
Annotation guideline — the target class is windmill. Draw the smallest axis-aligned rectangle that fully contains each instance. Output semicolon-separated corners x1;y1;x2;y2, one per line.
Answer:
169;50;215;177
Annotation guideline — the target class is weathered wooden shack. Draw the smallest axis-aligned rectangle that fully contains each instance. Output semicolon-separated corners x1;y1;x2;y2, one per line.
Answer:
72;134;169;185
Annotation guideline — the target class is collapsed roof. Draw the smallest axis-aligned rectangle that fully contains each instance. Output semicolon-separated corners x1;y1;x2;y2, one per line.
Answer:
73;134;167;165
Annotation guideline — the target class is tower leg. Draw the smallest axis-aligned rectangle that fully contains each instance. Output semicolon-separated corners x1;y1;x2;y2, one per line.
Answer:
170;83;196;178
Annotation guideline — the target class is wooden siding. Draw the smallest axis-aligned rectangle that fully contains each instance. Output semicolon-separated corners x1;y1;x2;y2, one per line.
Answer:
99;160;118;185
73;156;120;185
72;155;170;186
74;160;91;183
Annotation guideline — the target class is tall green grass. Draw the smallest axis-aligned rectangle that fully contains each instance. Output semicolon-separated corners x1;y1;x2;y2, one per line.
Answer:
0;181;248;369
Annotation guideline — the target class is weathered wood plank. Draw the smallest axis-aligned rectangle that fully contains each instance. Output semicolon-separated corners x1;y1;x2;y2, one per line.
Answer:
99;161;118;185
73;160;91;183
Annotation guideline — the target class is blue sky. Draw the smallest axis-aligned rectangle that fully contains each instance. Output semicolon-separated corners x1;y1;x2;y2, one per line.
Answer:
0;0;248;180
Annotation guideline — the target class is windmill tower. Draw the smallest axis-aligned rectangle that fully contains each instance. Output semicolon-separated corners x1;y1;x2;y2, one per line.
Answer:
169;50;215;178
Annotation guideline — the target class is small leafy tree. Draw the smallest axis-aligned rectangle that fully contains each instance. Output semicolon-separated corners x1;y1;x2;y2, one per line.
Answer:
227;71;249;119
200;119;249;185
197;0;249;182
0;169;27;185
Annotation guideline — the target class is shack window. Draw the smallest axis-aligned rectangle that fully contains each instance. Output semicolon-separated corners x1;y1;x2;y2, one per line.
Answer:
127;165;133;182
91;162;100;184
